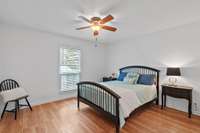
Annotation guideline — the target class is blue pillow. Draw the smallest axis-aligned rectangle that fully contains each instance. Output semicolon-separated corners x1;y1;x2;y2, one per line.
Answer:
138;74;155;85
117;72;127;81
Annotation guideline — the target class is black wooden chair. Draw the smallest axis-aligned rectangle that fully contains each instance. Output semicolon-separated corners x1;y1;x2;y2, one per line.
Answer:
0;79;32;120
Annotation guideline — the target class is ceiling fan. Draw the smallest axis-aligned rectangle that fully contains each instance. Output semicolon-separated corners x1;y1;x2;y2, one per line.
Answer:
76;14;117;36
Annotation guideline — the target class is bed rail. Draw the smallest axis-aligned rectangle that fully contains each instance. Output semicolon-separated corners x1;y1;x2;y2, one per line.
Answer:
77;81;121;133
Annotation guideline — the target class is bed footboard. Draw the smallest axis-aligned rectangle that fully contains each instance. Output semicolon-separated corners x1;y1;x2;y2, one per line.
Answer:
77;81;121;133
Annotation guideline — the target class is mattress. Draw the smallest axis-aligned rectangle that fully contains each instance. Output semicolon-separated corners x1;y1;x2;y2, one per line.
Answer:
101;80;157;127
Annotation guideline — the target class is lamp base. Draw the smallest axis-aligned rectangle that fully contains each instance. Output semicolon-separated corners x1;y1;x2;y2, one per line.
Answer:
168;77;178;86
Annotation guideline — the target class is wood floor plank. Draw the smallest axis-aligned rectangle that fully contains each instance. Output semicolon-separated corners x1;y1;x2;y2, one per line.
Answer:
0;98;200;133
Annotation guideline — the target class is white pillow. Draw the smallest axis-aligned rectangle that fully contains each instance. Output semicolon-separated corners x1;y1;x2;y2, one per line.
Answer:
123;72;139;84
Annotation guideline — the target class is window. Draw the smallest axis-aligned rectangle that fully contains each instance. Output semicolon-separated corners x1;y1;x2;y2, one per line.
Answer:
59;48;81;91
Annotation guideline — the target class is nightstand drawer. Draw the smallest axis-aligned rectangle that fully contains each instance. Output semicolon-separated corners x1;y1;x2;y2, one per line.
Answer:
162;87;190;99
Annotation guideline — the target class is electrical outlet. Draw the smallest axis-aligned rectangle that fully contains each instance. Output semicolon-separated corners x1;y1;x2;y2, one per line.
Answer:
193;103;198;111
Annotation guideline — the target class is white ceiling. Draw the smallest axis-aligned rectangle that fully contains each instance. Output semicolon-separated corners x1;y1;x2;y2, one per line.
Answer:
1;0;200;43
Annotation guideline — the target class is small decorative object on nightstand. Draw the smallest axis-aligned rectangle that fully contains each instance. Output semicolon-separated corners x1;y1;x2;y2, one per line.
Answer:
161;84;193;118
102;76;117;82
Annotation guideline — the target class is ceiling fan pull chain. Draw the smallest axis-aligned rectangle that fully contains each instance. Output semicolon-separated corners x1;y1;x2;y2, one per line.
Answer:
94;37;98;47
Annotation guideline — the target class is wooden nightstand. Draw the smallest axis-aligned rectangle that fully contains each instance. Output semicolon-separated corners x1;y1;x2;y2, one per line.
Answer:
102;77;117;82
161;84;193;118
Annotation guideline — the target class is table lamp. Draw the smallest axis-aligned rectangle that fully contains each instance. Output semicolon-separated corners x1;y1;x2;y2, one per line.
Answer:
166;67;181;86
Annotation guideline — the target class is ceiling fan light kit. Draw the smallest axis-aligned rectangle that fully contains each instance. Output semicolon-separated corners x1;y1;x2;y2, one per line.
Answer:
76;14;117;37
91;25;101;31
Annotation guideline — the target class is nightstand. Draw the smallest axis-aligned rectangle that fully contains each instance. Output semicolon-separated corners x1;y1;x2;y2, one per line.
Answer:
102;77;117;82
161;84;193;118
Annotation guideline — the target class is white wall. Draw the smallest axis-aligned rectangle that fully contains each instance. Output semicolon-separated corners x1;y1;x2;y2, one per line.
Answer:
106;21;200;115
1;19;200;116
0;24;107;106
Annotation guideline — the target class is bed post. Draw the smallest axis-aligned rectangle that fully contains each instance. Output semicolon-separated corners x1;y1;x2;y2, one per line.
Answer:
116;98;120;133
156;71;160;105
77;84;80;109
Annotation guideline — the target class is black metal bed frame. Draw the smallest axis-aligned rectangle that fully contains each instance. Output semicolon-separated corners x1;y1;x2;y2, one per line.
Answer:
77;66;160;133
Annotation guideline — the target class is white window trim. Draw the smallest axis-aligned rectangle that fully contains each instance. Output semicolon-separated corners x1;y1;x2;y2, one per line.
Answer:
59;47;81;92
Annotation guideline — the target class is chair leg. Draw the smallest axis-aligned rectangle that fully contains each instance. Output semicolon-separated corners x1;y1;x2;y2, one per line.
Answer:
14;100;18;120
17;100;20;111
25;97;32;111
1;102;8;119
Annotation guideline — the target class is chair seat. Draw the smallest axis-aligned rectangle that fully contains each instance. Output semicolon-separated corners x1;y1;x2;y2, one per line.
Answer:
0;87;29;102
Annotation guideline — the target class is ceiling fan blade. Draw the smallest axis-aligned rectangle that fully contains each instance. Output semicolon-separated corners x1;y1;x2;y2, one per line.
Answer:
76;26;91;30
102;25;117;32
78;16;91;23
100;15;114;24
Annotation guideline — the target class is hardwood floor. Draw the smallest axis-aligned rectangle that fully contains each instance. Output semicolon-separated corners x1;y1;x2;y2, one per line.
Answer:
0;98;200;133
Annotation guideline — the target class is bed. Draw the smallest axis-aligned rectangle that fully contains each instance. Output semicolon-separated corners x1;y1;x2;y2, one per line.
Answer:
77;66;160;133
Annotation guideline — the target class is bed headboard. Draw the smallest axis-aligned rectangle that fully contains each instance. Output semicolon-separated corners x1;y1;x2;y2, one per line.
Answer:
119;65;160;104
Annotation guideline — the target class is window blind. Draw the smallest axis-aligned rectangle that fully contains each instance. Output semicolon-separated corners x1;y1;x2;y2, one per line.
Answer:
59;48;80;91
